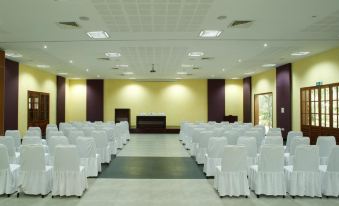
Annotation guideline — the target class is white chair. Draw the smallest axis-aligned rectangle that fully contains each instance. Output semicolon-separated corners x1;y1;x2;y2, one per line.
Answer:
316;136;336;165
102;127;117;155
196;131;214;164
5;130;21;150
237;136;257;173
82;127;95;137
48;136;69;165
223;130;239;145
203;137;227;177
46;127;58;140
0;136;20;164
263;136;283;146
266;131;282;137
249;145;286;197
244;130;264;151
190;128;205;156
92;130;111;164
67;130;85;145
214;145;250;197
284;137;310;165
285;131;303;153
320;146;339;197
0;144;20;196
18;145;52;197
52;145;88;197
76;137;101;177
268;128;281;133
28;127;42;137
284;145;321;197
46;131;64;142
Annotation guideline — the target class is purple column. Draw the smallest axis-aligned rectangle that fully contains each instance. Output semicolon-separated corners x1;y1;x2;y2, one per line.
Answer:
208;79;225;122
86;79;104;122
243;77;252;123
56;76;65;126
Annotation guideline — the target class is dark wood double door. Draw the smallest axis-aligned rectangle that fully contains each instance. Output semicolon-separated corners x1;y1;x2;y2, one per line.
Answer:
28;91;49;136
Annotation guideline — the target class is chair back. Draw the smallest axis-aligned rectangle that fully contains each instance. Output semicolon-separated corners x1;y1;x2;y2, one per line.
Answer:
48;136;69;156
92;130;108;148
290;137;310;155
244;130;264;150
207;137;227;158
294;145;319;172
223;130;239;145
258;145;284;172
286;131;303;152
76;137;97;158
82;127;95;137
0;144;10;170
221;145;247;172
192;128;205;143
54;145;80;171
198;131;214;148
316;136;336;158
327;146;339;172
22;136;42;145
264;136;283;146
47;131;64;141
266;131;282;137
0;136;16;158
237;136;257;158
25;130;41;138
20;145;46;171
5;130;21;148
68;130;85;145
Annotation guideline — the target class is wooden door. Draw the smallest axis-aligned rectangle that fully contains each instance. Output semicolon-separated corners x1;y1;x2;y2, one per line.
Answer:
28;91;49;136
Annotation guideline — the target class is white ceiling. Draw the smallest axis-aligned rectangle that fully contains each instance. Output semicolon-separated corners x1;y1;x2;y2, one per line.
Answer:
0;0;339;79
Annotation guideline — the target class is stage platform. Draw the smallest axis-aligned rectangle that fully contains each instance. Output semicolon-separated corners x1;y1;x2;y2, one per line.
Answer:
130;126;180;134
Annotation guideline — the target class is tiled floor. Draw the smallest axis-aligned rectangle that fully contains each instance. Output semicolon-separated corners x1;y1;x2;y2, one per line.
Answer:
1;134;338;206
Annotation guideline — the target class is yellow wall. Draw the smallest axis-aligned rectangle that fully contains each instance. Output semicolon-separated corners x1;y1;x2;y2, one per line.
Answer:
18;64;56;135
65;79;87;122
251;69;277;127
292;47;339;130
104;80;207;126
225;79;243;122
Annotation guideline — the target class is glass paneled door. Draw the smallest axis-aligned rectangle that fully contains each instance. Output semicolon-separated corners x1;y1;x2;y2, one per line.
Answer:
254;93;273;133
28;91;49;136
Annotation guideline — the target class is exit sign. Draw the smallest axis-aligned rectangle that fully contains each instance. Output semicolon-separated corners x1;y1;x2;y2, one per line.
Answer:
316;81;323;86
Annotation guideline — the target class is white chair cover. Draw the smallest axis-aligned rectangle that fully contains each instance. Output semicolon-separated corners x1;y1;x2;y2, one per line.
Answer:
77;137;101;177
320;146;339;196
67;130;85;145
196;131;214;164
249;145;285;196
48;136;69;165
82;127;95;137
237;136;257;173
223;130;239;145
263;136;283;146
19;145;52;195
46;131;64;142
102;127;117;155
92;130;111;163
266;131;282;137
284;137;310;165
316;136;336;165
190;128;205;156
5;130;21;149
203;137;227;177
244;130;264;151
28;127;42;138
214;145;250;197
285;131;303;153
0;144;20;195
284;145;321;197
52;145;88;197
0;136;20;164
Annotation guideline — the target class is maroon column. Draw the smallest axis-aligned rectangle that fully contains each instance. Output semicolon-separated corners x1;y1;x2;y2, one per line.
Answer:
0;50;4;134
56;76;66;126
4;59;19;130
243;77;252;123
276;63;292;138
208;79;225;122
86;79;104;122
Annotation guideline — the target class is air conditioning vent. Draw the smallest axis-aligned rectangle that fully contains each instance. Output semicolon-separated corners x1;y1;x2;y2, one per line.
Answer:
57;21;80;29
229;20;253;28
192;67;199;70
112;67;119;70
97;57;110;61
201;57;214;60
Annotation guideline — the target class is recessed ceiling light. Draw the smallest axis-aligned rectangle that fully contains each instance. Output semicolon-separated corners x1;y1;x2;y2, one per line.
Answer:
69;60;73;63
222;68;225;72
43;45;48;49
58;72;68;75
262;64;276;67
188;52;204;57
211;75;215;77
123;72;134;75
175;77;182;80
129;77;136;80
87;31;109;39
231;77;239;80
291;51;310;56
264;43;268;47
97;75;100;78
199;30;222;38
116;64;128;68
105;52;121;58
244;72;255;75
5;52;23;58
217;16;227;20
238;59;242;63
86;69;89;72
37;64;50;68
181;64;193;67
177;72;188;75
71;77;80;80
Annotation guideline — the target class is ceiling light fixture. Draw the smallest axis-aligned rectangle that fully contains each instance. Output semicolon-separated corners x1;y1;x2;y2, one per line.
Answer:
181;64;193;67
188;52;204;57
58;72;68;75
264;43;268;47
71;77;80;80
69;60;73;63
262;63;276;67
116;64;128;68
129;77;136;80
37;64;50;68
5;52;23;58
231;77;239;80
97;75;100;78
43;45;48;49
105;52;121;58
177;72;188;75
238;59;242;63
86;69;89;72
87;31;109;39
222;68;225;72
123;72;134;75
291;51;310;56
199;30;222;38
244;72;255;75
211;75;215;77
175;77;182;80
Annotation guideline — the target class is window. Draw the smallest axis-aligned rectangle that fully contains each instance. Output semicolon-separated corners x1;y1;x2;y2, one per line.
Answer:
254;93;273;132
